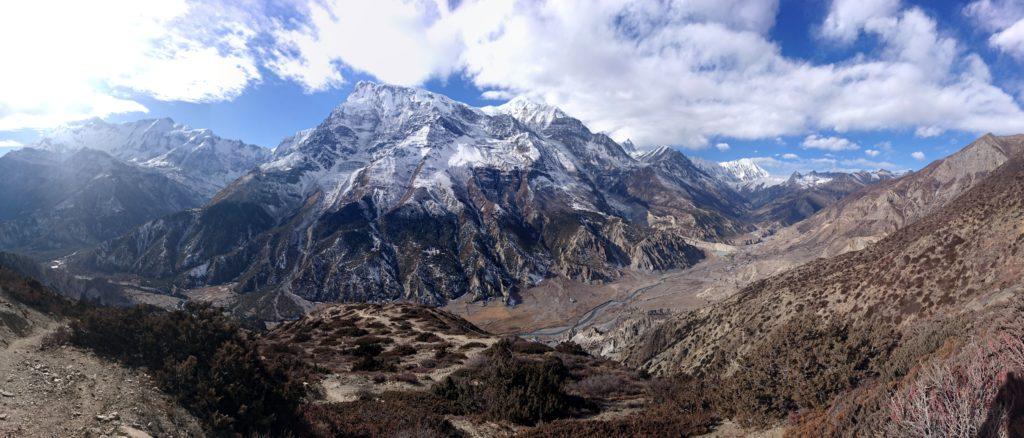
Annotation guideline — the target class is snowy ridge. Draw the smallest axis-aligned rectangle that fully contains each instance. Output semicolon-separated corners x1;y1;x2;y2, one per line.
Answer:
690;155;783;190
719;158;772;182
259;82;631;218
34;118;271;198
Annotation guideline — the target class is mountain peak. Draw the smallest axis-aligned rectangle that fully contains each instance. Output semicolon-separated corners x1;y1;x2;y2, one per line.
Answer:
490;95;567;130
719;158;771;182
338;81;465;121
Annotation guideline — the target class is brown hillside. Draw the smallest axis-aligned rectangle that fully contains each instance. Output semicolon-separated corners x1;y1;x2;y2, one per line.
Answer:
627;152;1024;376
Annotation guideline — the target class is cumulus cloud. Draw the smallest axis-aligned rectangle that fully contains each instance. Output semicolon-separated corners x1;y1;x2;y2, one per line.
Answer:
715;142;731;151
965;0;1024;60
911;151;926;160
821;0;900;43
802;134;859;151
991;19;1024;59
865;149;881;156
266;0;1024;148
8;0;1024;147
781;153;799;159
0;0;262;131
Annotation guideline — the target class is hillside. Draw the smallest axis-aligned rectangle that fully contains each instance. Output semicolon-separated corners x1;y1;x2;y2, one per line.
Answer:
771;133;1024;258
0;267;205;436
626;152;1024;376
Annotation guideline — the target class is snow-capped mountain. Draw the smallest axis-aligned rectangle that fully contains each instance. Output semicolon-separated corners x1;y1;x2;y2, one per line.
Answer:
719;158;771;181
691;156;783;191
75;83;710;315
786;170;894;189
34;118;271;198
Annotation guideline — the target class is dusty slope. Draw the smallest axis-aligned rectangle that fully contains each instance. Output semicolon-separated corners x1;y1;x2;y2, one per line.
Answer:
626;152;1024;375
0;284;203;437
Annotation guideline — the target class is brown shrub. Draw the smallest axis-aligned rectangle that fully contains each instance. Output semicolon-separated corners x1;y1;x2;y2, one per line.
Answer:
69;302;309;436
554;341;589;356
571;372;643;400
304;391;458;437
38;325;72;350
414;331;443;343
521;376;718;438
726;314;896;427
434;338;578;425
382;344;417;358
511;338;554;355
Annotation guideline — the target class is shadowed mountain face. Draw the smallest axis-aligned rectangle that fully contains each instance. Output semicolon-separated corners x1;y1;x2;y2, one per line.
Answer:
72;83;716;312
0;148;204;258
625;149;1024;376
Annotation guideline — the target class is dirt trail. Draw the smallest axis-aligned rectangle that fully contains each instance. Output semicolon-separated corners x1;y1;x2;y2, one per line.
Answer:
0;323;203;437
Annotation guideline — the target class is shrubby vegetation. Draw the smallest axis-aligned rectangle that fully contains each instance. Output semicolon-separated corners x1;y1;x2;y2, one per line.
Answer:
68;302;310;436
725;314;897;426
434;337;577;425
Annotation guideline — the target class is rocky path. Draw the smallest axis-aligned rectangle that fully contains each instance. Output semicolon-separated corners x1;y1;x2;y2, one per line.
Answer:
0;323;203;437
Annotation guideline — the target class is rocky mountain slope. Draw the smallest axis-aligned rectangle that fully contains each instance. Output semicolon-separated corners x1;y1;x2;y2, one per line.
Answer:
71;83;718;314
35;117;271;199
624;149;1024;376
0;148;204;257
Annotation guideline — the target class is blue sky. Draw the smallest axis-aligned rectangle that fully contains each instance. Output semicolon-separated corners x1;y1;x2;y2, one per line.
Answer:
2;0;1024;177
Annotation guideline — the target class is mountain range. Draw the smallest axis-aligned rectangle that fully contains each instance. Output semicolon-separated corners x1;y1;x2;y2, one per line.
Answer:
0;83;902;320
2;81;1022;436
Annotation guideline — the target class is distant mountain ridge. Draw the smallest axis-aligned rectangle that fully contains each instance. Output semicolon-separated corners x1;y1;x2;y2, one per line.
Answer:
0;148;203;257
34;118;271;199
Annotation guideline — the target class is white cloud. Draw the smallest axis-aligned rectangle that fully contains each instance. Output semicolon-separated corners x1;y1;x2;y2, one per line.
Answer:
965;0;1024;31
715;142;731;151
821;0;901;43
781;153;799;159
802;134;859;151
269;0;1024;148
865;149;881;156
0;0;262;131
914;126;944;137
481;90;516;100
911;151;926;160
991;19;1024;59
268;0;468;89
965;1;1024;60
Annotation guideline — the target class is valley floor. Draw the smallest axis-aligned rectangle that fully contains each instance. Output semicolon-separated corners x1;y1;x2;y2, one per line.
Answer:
447;237;800;344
